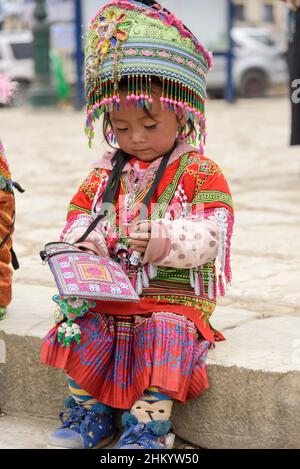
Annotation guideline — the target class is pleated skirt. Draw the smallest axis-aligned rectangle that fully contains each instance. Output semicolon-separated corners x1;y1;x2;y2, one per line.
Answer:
41;311;212;409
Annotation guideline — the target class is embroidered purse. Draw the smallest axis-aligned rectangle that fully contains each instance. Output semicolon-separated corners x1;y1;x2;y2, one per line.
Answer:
40;242;139;302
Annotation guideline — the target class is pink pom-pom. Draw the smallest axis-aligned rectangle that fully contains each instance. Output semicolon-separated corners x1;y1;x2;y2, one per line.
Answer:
140;94;145;99
149;97;153;104
0;74;17;104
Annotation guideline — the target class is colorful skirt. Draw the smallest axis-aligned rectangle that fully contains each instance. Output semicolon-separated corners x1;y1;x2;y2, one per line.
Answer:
41;311;212;409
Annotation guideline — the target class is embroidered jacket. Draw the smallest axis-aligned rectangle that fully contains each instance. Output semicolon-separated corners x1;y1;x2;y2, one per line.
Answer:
61;143;234;342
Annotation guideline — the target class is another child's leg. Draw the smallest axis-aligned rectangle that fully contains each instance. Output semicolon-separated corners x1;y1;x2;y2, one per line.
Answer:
0;190;14;318
115;387;175;449
48;376;116;449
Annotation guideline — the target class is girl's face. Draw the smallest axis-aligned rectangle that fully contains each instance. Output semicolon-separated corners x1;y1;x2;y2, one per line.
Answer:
110;84;183;161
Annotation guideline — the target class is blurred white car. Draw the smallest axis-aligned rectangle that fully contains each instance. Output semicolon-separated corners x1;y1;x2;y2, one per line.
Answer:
0;30;34;104
207;27;288;98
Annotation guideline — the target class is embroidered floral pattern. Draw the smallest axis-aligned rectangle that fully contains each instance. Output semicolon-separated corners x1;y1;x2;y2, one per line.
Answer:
91;9;128;57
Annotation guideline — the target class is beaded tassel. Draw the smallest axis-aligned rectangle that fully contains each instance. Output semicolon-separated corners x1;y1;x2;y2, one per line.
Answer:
220;228;228;273
148;76;153;109
86;70;207;148
219;274;226;296
148;263;157;279
189;268;195;288
142;265;150;288
194;269;200;296
199;270;204;296
208;271;214;300
131;270;137;289
121;257;127;275
136;268;143;295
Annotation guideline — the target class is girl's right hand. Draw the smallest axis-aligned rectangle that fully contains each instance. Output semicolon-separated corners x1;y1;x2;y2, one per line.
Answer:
128;221;152;254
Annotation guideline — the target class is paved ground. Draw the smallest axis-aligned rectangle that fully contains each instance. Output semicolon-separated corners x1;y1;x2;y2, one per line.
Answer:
2;96;300;319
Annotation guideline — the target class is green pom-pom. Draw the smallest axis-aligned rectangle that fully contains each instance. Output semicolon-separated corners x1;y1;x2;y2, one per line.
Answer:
57;332;64;343
63;336;72;347
74;334;81;344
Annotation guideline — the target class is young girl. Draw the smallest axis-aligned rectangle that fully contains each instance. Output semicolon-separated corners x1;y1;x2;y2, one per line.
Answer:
0;75;16;320
41;0;234;449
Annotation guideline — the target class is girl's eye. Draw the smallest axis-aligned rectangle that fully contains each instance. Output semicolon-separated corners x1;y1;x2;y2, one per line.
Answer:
145;124;157;130
117;128;128;132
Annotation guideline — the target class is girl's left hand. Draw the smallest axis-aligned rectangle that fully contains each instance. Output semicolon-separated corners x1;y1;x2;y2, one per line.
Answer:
128;221;152;254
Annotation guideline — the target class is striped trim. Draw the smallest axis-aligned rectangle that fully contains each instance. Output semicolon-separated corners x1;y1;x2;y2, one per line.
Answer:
124;41;208;69
193;191;233;208
68;204;92;215
150;153;191;220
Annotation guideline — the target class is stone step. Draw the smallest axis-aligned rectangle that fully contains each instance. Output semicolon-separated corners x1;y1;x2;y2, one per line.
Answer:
0;284;299;449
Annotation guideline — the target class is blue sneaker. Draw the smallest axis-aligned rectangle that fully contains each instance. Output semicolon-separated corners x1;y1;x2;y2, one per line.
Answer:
48;397;116;449
115;412;174;449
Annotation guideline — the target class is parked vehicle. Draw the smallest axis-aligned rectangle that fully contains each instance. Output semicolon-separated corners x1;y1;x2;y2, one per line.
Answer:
207;27;288;98
0;30;33;105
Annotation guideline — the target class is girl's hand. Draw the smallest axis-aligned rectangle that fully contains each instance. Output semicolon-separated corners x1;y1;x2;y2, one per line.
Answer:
128;221;152;254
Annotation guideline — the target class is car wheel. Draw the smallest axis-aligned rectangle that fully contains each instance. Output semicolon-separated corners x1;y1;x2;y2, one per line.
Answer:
240;69;269;98
10;80;31;106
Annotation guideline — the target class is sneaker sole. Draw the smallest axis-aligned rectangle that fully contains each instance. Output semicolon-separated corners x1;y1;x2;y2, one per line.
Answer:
47;433;116;450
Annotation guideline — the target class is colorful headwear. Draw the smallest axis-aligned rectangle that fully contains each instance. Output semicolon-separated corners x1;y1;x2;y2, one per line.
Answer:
85;0;212;151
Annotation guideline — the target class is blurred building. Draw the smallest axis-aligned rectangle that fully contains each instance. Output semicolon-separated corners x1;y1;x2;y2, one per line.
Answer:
233;0;288;45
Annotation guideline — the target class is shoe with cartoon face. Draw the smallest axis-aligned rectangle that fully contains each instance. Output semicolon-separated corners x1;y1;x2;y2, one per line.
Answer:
115;412;175;449
48;397;116;449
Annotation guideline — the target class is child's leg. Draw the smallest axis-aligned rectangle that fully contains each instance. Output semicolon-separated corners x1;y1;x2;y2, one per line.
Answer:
67;376;98;409
115;387;175;449
48;376;116;449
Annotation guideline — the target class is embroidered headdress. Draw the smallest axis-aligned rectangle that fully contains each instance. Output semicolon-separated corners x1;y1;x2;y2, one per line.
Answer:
85;0;212;150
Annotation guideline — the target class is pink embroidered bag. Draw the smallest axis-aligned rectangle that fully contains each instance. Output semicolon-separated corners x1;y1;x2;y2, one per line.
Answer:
40;242;139;302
